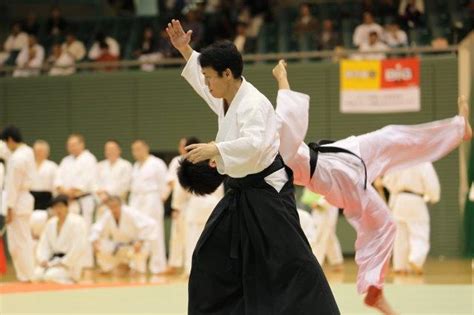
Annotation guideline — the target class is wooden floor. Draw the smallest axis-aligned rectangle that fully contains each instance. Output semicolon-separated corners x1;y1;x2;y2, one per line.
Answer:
1;256;472;288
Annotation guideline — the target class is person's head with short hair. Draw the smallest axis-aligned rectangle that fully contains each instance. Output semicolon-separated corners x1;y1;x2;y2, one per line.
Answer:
363;11;375;24
198;41;243;99
0;125;24;151
50;6;62;19
33;140;51;162
368;31;379;45
177;158;225;196
67;133;85;157
11;22;22;35
65;30;77;45
50;194;69;220
299;2;312;17
322;19;333;31
143;25;154;40
104;194;122;221
104;139;122;163
131;139;150;162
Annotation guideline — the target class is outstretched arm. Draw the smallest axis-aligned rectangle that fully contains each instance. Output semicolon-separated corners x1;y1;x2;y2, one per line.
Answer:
167;19;222;115
273;60;312;186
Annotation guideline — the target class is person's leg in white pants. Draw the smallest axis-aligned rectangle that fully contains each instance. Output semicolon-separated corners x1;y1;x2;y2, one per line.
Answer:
168;212;186;269
407;220;430;272
393;220;410;273
7;213;35;282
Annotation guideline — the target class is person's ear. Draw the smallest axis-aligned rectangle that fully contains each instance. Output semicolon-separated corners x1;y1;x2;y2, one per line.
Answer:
225;68;232;79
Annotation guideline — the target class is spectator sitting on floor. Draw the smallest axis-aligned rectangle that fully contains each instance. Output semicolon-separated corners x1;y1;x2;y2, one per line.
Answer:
355;31;388;60
0;22;29;66
294;2;318;52
383;23;408;47
13;34;45;77
88;31;120;61
398;0;424;29
353;11;383;47
134;26;160;72
318;19;341;51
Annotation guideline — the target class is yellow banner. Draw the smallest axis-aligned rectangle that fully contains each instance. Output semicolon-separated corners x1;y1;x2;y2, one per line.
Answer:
340;59;381;90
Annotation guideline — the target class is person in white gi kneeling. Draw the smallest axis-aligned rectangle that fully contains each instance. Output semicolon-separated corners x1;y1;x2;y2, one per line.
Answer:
34;195;88;284
90;195;158;274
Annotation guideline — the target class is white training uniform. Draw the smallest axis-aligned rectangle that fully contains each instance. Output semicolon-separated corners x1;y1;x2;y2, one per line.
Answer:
0;140;8;216
34;213;88;284
167;155;187;268
13;44;45;77
54;149;98;267
181;186;224;275
97;158;133;200
383;163;440;271
297;209;316;246
30;160;58;240
275;89;466;293
129;155;168;274
90;205;158;273
5;144;36;281
181;51;287;191
301;189;343;266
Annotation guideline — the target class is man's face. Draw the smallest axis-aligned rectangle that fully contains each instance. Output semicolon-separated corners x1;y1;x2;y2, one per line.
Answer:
52;203;68;219
369;33;378;45
132;142;148;161
5;138;15;151
67;136;84;157
34;143;49;161
28;36;37;47
202;67;231;99
105;141;121;161
363;12;374;24
12;24;20;35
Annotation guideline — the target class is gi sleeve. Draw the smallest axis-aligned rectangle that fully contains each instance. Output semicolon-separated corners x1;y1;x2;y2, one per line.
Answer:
5;156;23;209
36;222;52;263
275;90;310;163
181;50;222;115
61;218;88;269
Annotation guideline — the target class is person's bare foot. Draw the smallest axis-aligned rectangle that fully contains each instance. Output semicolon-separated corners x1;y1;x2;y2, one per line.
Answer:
409;262;424;275
272;59;290;90
458;95;472;141
364;286;398;315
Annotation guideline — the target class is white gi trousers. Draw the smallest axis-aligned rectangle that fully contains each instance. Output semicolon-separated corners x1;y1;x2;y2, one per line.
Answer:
33;265;74;284
312;207;343;266
7;213;35;281
344;116;464;293
96;240;150;273
390;193;430;270
168;212;186;268
129;192;166;274
69;196;95;268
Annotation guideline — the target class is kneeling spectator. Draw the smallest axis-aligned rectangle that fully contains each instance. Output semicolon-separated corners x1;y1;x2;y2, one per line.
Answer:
34;195;88;284
90;195;157;274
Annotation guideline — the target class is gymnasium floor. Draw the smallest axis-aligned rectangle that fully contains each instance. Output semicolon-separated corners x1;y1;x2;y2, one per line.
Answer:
1;258;473;315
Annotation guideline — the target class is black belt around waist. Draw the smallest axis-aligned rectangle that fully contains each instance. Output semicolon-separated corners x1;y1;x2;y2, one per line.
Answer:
401;190;424;198
30;191;53;210
50;252;65;260
308;140;368;189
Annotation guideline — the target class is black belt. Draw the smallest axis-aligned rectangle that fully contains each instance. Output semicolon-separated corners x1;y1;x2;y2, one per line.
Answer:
308;140;368;190
50;252;65;260
30;191;53;210
401;190;424;197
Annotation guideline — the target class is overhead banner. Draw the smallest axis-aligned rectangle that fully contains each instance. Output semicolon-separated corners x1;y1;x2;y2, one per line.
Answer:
340;58;420;113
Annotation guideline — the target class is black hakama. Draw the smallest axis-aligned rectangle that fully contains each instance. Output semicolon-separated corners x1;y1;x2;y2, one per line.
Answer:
188;156;340;314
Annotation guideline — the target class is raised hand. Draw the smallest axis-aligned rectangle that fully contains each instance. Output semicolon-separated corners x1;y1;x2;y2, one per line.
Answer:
272;59;290;90
166;19;193;60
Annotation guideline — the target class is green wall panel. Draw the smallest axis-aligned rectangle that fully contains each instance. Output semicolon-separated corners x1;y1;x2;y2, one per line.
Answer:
0;55;464;257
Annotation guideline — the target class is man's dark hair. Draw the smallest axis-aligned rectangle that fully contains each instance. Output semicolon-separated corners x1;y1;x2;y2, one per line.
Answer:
178;159;225;196
0;125;23;143
185;137;201;148
50;194;69;207
198;41;243;78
